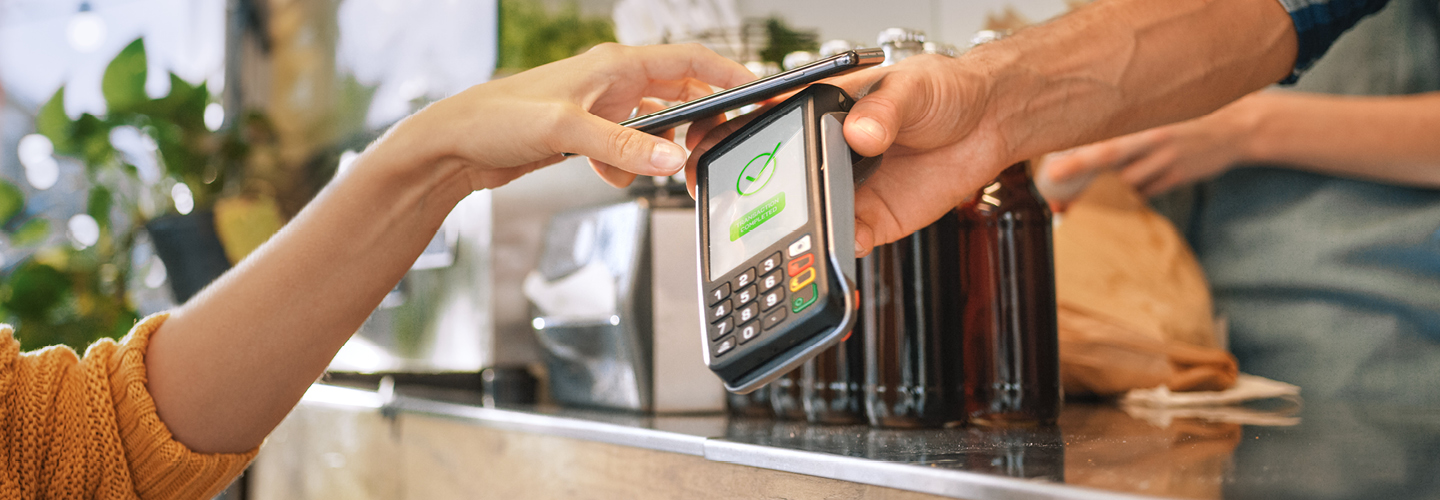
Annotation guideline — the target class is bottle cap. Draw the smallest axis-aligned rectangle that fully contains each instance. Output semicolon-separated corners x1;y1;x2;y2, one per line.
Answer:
969;30;1004;47
877;28;926;47
782;51;818;71
818;39;856;57
922;42;959;57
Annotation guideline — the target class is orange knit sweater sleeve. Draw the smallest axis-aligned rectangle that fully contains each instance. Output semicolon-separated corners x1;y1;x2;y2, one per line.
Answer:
0;313;258;500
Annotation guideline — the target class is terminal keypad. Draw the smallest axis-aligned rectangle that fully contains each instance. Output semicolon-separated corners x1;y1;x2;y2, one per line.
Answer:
708;234;822;357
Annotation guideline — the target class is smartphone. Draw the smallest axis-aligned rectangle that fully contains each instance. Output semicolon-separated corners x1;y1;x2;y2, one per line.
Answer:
695;84;877;393
623;48;884;135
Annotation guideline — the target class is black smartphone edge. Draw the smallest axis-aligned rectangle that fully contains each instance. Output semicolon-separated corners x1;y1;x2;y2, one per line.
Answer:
621;47;884;135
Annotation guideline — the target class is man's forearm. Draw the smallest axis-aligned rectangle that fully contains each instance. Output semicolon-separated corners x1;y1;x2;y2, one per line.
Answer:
970;0;1298;165
1241;91;1440;187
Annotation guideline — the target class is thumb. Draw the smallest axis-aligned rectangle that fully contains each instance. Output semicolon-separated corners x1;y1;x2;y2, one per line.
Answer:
562;112;688;177
844;96;900;158
843;72;928;157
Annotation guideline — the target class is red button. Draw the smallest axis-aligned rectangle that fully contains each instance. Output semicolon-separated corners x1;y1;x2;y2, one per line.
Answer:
787;253;814;276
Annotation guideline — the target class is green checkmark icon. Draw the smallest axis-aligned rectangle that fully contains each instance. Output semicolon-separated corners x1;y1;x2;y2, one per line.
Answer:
736;140;782;197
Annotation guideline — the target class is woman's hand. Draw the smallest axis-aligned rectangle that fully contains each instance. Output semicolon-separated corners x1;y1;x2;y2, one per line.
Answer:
1040;94;1263;200
145;43;753;454
392;43;754;192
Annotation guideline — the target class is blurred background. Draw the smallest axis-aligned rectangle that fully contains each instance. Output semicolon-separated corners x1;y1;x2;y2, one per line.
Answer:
0;1;1069;497
0;0;1070;363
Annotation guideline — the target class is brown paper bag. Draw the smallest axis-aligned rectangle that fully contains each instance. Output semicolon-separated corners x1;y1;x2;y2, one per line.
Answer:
1053;173;1237;396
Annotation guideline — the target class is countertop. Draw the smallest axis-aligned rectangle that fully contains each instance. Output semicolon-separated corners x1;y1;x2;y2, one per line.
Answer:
296;383;1440;500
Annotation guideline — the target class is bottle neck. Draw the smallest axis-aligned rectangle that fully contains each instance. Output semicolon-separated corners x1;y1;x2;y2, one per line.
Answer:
997;161;1031;186
959;160;1047;216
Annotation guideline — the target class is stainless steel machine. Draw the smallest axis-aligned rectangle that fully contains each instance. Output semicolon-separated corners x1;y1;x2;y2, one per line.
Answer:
528;185;726;413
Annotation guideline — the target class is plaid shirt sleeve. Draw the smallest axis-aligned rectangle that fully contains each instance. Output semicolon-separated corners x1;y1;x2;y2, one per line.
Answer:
1276;0;1391;83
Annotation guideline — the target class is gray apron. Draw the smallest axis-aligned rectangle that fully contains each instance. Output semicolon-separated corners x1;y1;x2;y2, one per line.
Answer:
1158;0;1440;405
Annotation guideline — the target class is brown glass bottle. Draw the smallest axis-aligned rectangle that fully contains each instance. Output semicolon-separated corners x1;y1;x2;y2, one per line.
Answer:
769;369;807;420
801;263;866;425
956;161;1061;426
862;216;965;428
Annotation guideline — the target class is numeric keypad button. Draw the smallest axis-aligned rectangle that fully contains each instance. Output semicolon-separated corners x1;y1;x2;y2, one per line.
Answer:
709;317;734;341
736;301;760;324
709;299;732;324
737;321;761;344
735;268;757;289
761;288;785;311
760;269;782;291
707;283;731;306
734;284;757;305
759;252;783;275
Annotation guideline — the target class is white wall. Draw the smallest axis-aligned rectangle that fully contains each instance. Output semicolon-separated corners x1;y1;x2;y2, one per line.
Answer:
589;0;1074;47
739;0;1073;46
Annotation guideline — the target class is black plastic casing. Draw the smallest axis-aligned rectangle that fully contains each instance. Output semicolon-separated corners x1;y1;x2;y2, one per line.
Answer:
695;84;872;393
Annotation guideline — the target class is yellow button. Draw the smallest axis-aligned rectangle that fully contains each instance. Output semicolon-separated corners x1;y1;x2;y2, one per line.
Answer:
788;266;815;292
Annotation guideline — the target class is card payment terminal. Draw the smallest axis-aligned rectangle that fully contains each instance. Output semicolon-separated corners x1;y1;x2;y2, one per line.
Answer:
694;84;876;393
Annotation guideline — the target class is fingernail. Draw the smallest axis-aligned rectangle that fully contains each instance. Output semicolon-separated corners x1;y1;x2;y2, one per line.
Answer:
853;117;885;143
650;142;685;174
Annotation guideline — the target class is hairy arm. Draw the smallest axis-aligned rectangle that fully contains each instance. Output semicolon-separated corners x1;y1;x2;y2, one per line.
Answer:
831;0;1301;252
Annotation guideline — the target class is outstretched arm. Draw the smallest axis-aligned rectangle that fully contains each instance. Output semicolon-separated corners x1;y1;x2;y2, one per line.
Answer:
143;44;754;454
1040;90;1440;200
819;0;1390;254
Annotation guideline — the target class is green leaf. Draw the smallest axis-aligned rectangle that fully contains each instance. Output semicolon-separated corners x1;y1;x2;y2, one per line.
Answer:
153;73;208;131
36;88;76;154
11;218;50;247
102;39;150;115
498;0;615;71
2;261;68;319
0;179;23;226
106;309;141;343
87;187;112;229
760;18;818;66
72;114;116;171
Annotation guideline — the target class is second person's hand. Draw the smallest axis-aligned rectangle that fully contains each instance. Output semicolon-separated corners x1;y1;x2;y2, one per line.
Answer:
1041;93;1264;199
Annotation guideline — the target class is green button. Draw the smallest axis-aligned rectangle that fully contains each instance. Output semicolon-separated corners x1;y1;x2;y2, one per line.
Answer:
790;282;817;313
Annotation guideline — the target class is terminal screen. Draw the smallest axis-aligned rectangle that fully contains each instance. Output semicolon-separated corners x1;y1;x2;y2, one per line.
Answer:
707;107;810;280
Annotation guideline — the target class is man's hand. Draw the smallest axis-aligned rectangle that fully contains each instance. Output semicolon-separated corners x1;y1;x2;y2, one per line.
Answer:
690;0;1299;257
684;55;1010;257
832;54;1010;255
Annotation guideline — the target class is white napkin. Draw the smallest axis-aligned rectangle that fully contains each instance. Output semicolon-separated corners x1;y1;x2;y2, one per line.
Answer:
1122;374;1300;408
1120;374;1302;427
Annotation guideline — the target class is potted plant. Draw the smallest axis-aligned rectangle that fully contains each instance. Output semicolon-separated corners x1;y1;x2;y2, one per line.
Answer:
35;38;256;303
